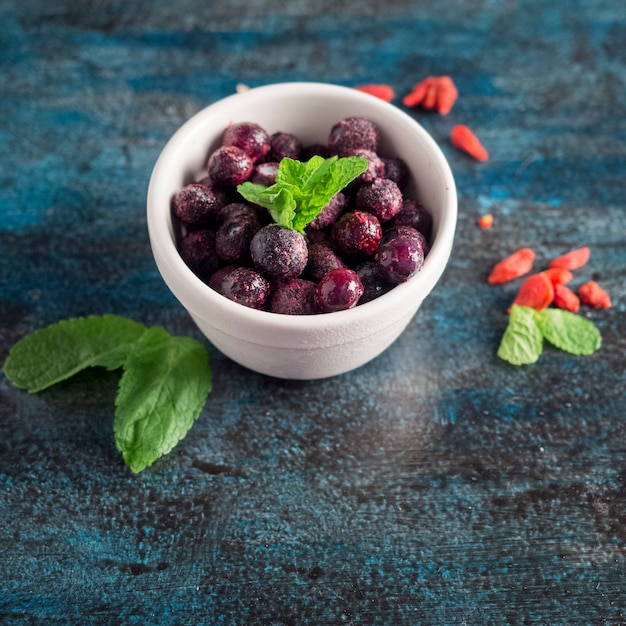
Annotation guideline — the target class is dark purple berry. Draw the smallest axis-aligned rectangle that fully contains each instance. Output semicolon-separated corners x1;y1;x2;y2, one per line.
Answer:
218;201;264;225
222;122;270;162
208;265;271;309
178;229;222;279
332;211;382;258
381;224;430;257
250;161;279;186
376;233;425;284
306;241;346;282
356;178;403;223
250;224;308;279
382;157;410;190
328;116;379;153
268;131;303;161
215;215;260;265
207;146;254;187
172;183;224;226
355;261;393;303
315;268;364;312
302;143;336;160
270;279;319;315
389;198;433;242
308;192;346;230
343;148;385;187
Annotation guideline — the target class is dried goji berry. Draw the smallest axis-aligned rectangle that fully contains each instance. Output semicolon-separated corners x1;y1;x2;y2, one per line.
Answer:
549;246;590;270
477;213;493;229
354;84;395;102
511;272;554;311
450;124;489;161
578;280;611;309
541;267;574;287
552;283;580;313
488;248;535;285
402;76;458;114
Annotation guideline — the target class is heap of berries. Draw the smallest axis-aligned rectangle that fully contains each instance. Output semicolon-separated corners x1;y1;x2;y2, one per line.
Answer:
172;118;433;314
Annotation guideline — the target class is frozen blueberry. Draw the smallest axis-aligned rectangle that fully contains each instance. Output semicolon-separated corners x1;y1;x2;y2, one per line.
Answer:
381;224;430;257
178;229;222;279
270;278;319;315
389;198;433;243
250;161;279;186
308;192;346;230
209;265;271;309
222;122;270;162
172;183;224;227
382;157;410;190
328;116;379;153
375;231;425;284
250;224;308;279
207;146;254;187
315;268;364;312
268;131;303;161
331;210;382;259
343;148;385;187
217;201;264;225
215;215;260;265
356;178;403;223
305;241;346;282
355;261;393;303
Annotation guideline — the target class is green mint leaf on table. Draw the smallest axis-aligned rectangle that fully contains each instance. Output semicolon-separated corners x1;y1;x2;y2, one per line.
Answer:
497;304;543;365
237;155;367;234
3;314;146;393
497;305;602;365
2;315;212;473
535;308;602;355
114;326;212;473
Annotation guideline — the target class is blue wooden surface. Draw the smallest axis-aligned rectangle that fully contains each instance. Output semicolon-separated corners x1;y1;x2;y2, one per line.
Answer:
1;1;626;624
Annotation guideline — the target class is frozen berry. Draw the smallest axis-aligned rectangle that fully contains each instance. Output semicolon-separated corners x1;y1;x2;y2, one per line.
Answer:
382;157;410;190
222;122;270;162
178;229;222;279
172;183;224;227
382;224;430;257
355;261;393;303
328;116;379;153
308;192;346;230
268;131;303;161
250;161;279;186
209;265;271;309
306;241;346;282
270;279;319;315
302;143;335;160
218;201;265;225
376;232;425;283
389;198;433;242
356;178;403;222
315;268;364;312
250;224;308;279
207;146;253;187
332;211;382;259
343;148;385;186
215;215;260;265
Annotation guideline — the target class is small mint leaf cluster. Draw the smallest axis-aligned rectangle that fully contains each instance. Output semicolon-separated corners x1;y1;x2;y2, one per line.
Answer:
237;155;367;234
498;305;601;365
3;315;212;473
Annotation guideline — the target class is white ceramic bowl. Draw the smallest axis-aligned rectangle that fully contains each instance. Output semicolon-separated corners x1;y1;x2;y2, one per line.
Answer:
147;82;456;379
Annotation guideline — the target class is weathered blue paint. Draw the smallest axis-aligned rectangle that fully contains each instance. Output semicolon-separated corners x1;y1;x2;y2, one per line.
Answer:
1;0;625;624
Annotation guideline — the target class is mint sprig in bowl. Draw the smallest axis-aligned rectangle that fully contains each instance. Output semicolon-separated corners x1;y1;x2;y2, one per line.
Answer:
147;82;457;379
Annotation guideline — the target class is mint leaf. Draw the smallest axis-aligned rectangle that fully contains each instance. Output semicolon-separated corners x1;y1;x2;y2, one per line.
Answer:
114;326;212;473
3;315;147;393
237;155;367;234
497;305;543;365
536;308;602;355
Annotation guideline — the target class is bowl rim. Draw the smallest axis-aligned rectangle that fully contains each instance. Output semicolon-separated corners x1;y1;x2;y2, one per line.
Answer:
147;81;457;333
